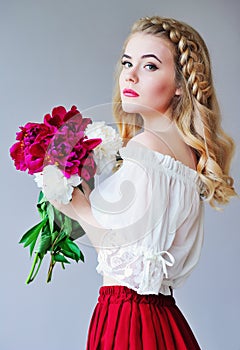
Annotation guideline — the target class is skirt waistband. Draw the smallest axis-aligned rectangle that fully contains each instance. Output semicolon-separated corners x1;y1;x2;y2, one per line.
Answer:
98;285;175;306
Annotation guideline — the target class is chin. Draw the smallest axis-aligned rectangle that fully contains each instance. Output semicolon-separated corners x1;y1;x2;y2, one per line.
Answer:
121;101;141;114
122;102;158;117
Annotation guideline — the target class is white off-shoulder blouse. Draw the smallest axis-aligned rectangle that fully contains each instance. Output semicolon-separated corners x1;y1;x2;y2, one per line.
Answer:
89;140;204;295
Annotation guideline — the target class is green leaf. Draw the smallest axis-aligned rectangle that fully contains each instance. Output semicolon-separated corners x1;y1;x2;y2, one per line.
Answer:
36;230;52;255
53;254;70;264
29;237;38;257
62;216;72;236
37;202;47;219
61;249;76;260
38;191;44;203
46;204;54;233
65;239;81;260
70;220;86;240
19;217;47;248
53;207;64;228
55;231;67;246
71;220;81;231
51;230;59;243
37;192;48;218
79;250;85;262
58;239;83;262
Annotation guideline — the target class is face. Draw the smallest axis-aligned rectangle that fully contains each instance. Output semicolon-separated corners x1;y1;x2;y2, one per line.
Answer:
119;33;180;118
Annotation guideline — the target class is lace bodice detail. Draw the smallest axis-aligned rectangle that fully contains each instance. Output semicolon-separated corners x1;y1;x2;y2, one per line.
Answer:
89;141;204;295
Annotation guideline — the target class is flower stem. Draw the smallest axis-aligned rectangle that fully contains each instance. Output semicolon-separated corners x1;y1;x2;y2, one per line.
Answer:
47;256;56;283
25;253;42;284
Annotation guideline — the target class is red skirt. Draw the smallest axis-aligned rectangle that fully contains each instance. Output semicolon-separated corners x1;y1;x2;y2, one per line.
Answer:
86;285;201;350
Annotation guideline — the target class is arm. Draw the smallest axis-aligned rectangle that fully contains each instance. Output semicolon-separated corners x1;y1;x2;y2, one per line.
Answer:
49;184;109;253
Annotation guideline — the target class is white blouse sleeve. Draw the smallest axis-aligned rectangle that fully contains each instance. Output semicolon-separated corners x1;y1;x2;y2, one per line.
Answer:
89;143;170;249
88;141;204;295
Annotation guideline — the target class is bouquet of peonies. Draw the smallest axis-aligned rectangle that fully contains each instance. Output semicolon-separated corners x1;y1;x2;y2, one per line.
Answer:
10;105;122;283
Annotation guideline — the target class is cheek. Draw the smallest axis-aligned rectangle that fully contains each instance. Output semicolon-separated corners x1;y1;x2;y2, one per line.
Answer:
119;71;124;88
143;83;165;101
148;78;176;98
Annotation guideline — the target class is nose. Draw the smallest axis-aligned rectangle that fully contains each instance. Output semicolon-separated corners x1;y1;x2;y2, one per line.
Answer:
125;67;138;84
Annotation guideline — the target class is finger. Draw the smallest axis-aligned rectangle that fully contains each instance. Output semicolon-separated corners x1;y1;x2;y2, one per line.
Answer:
81;180;91;199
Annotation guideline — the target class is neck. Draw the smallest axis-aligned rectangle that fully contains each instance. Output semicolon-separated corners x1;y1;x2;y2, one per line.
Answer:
142;114;173;133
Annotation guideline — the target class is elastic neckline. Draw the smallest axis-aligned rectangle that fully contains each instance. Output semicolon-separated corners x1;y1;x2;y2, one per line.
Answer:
119;140;199;183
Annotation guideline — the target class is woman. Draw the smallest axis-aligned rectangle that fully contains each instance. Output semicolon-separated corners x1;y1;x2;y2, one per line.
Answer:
51;16;237;349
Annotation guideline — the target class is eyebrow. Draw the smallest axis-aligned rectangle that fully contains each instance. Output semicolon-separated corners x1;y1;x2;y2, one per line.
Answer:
121;53;162;64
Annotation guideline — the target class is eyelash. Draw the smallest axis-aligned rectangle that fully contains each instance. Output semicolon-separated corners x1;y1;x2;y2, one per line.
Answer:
121;61;132;68
145;64;158;71
121;61;158;71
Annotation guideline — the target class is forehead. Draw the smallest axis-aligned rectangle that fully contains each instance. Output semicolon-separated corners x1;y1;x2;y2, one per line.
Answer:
124;33;174;60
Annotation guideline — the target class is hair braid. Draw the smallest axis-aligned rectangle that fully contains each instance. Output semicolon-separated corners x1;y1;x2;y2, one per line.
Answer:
160;20;212;106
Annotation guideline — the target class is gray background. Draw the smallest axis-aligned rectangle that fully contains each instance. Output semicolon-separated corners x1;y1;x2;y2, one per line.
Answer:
1;0;239;349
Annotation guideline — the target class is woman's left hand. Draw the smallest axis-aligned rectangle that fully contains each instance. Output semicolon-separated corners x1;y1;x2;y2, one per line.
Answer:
80;180;92;202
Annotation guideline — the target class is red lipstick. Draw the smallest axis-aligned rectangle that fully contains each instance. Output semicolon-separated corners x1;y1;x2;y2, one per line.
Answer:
123;88;139;97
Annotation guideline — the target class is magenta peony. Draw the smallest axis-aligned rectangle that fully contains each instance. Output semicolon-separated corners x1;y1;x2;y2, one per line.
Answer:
10;122;51;173
10;105;102;179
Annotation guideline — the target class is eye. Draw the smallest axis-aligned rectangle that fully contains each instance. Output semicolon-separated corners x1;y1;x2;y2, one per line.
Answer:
121;60;132;68
144;63;158;71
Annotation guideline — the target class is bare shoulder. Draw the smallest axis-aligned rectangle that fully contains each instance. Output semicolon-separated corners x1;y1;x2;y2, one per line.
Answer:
129;131;177;159
129;131;197;170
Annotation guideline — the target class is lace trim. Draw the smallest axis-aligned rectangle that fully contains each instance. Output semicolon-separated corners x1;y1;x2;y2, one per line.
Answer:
96;246;175;295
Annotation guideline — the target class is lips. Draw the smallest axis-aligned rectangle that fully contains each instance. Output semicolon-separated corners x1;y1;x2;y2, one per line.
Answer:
123;88;139;97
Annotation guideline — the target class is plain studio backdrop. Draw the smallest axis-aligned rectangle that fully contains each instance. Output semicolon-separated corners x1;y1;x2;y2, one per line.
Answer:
1;0;239;349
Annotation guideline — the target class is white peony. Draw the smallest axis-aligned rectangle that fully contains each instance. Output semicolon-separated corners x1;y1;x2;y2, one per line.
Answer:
85;121;123;177
34;165;82;204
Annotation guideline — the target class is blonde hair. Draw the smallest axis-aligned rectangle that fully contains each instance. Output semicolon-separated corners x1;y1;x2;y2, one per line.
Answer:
113;16;237;209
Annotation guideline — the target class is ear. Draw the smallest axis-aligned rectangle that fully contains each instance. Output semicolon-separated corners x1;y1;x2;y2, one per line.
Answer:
175;86;182;96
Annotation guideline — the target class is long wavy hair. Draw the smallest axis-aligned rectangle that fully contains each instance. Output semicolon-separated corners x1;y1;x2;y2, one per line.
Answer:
112;16;237;208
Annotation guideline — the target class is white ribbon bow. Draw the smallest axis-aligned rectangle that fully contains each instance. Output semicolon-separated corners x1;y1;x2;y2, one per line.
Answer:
144;250;175;279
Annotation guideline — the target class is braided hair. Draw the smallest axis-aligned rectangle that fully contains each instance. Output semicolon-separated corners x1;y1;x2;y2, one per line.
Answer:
113;16;237;208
